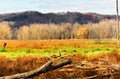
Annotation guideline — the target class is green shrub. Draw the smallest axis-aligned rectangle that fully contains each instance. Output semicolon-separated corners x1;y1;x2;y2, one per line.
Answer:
0;48;6;52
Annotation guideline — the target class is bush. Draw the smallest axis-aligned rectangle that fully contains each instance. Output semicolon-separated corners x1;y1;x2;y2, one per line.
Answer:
0;48;6;52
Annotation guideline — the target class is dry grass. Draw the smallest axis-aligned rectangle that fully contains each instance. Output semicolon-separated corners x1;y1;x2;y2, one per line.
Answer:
0;39;120;79
0;39;117;49
0;39;91;49
0;56;49;76
0;51;120;79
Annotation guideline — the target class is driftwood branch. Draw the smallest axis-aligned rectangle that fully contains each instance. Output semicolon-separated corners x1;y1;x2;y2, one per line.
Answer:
0;59;71;79
52;59;71;70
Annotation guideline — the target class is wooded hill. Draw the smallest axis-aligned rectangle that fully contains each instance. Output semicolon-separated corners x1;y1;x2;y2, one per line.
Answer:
0;11;119;28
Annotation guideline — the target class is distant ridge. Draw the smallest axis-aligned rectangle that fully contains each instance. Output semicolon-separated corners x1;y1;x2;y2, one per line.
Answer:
0;11;119;28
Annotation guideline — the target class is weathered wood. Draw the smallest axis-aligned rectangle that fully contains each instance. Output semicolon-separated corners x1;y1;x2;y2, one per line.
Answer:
0;59;71;79
52;59;71;70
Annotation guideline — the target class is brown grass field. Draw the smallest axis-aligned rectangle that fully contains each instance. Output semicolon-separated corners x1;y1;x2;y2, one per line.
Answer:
0;39;118;49
0;39;120;79
0;39;94;49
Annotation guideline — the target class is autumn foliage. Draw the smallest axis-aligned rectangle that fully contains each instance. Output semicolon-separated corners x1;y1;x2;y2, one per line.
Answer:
0;20;119;40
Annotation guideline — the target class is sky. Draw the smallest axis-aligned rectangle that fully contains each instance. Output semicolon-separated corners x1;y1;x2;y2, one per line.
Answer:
0;0;120;15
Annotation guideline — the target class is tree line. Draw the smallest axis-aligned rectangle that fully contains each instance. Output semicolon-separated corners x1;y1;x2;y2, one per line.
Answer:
0;20;119;40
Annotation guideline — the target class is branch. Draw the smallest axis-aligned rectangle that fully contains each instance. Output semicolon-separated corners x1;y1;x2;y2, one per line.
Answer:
0;59;71;79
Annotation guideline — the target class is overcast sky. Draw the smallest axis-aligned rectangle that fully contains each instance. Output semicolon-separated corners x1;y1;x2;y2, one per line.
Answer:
0;0;119;14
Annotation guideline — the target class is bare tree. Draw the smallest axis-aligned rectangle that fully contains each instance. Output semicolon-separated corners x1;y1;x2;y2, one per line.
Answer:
0;21;11;39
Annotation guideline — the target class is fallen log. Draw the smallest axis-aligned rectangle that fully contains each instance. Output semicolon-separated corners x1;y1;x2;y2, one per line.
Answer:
52;59;71;70
0;59;71;79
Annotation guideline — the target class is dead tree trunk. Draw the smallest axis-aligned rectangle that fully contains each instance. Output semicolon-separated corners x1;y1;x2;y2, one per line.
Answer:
0;59;71;79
